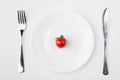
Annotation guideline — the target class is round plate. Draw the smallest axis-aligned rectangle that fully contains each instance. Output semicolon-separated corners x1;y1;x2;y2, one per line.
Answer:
31;9;95;73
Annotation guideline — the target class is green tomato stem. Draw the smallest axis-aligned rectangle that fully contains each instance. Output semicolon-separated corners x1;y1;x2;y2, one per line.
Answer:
59;35;64;39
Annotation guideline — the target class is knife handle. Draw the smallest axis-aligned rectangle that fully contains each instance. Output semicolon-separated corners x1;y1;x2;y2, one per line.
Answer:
103;39;109;75
103;57;109;75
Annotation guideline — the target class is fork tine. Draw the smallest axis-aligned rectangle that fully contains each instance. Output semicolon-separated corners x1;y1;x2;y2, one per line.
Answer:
17;11;20;24
23;11;26;23
20;11;23;24
18;10;22;24
22;11;24;24
21;10;26;24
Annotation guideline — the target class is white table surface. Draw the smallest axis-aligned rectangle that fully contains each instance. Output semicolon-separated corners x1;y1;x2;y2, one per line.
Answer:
0;0;120;80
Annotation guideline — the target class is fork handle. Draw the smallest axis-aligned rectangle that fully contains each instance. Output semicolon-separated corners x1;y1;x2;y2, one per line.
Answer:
18;30;25;73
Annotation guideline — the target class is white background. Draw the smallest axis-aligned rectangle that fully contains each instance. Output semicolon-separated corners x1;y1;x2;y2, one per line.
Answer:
0;0;120;80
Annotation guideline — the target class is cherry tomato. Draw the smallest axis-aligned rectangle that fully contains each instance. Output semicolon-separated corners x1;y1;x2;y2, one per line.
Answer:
56;35;66;48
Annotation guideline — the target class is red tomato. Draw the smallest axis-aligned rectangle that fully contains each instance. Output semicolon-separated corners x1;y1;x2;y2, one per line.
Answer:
56;35;66;48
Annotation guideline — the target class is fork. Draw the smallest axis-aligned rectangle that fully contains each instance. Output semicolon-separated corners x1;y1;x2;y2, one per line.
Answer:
17;10;27;73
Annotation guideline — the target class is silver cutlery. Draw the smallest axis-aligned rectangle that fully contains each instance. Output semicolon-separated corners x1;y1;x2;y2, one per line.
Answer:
102;8;109;75
17;10;27;73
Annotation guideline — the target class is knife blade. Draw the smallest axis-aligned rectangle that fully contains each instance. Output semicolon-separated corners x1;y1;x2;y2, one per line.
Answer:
103;8;110;75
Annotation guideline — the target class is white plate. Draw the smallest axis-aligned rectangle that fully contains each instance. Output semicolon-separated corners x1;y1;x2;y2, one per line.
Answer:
31;9;95;73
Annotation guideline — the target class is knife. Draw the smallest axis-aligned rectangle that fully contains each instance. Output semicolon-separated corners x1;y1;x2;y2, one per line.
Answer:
102;8;109;75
